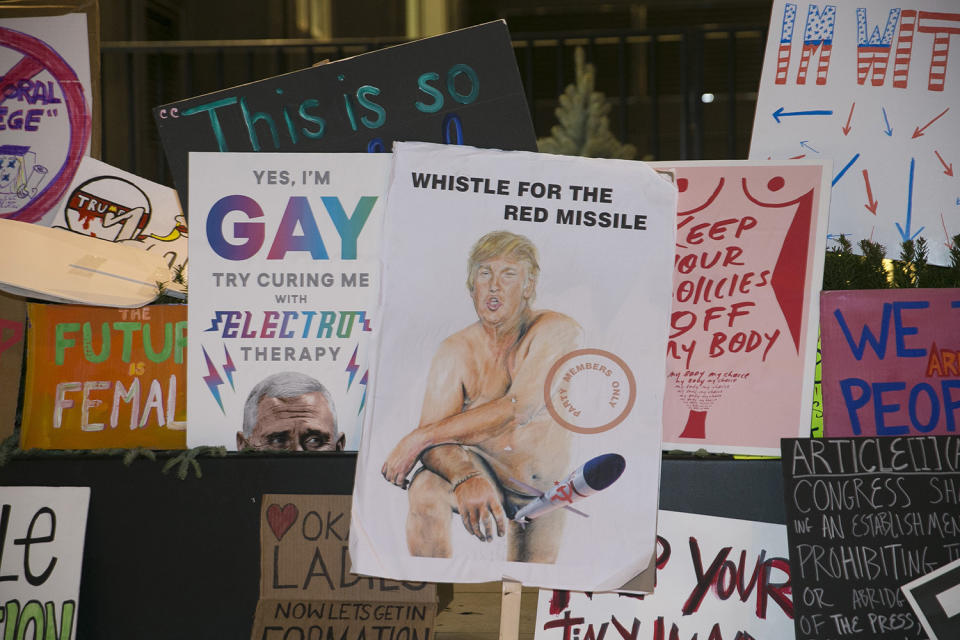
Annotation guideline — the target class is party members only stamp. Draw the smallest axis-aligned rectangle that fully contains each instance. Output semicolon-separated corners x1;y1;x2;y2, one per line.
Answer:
544;348;636;434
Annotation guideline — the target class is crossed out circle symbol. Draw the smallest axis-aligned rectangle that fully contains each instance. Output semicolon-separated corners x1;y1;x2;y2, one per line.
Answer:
0;26;90;223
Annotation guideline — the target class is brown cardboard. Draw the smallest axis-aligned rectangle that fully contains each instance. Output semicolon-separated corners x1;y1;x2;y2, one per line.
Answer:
0;292;26;441
253;494;437;640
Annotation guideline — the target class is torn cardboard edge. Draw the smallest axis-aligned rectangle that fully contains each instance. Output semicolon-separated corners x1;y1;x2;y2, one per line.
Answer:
253;494;442;640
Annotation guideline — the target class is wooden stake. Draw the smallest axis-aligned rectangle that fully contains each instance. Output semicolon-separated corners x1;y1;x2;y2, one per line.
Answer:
498;579;522;640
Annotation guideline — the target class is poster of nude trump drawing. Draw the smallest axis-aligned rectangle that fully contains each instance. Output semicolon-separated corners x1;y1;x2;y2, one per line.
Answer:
350;142;677;590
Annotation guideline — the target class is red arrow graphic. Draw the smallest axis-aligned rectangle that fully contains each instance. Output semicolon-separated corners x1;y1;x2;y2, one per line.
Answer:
862;169;878;215
934;150;954;176
912;107;950;138
842;101;855;135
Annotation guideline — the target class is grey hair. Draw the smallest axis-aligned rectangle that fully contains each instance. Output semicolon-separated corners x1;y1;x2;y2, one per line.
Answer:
241;371;338;436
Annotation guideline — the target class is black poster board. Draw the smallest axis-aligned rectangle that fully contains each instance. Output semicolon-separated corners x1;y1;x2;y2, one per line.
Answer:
782;436;960;640
152;20;537;209
0;455;784;639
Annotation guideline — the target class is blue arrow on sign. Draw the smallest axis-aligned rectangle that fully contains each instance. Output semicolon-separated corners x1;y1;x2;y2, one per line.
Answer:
895;158;925;241
772;107;834;123
881;107;893;136
832;153;860;187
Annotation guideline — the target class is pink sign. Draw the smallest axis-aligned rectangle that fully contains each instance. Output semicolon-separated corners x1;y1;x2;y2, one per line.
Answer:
821;288;960;437
656;161;830;455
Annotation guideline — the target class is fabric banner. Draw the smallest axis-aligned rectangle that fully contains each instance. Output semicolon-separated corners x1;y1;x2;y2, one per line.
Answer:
187;152;389;451
654;161;830;455
351;142;677;590
534;511;794;640
749;0;960;265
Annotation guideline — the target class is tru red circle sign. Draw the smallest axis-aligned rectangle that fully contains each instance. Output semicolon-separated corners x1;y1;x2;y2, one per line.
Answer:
0;24;91;223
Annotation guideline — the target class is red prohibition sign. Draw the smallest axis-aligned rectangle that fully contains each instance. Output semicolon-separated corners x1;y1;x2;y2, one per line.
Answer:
0;26;90;223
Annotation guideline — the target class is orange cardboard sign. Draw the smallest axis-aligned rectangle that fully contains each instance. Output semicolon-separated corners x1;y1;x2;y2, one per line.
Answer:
20;303;186;449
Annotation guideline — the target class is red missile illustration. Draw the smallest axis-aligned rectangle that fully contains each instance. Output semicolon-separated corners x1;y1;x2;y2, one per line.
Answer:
513;453;626;525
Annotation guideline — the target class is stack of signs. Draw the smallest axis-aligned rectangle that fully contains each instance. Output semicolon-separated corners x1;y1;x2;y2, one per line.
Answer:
0;13;92;224
154;20;537;208
351;142;677;590
653;161;830;455
782;436;960;640
820;289;960;437
252;494;438;640
187;153;390;451
0;486;90;639
750;0;960;265
534;511;794;640
20;303;186;449
0;292;26;442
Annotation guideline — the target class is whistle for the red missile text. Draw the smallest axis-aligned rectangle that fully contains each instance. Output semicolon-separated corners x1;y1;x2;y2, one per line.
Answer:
513;453;626;523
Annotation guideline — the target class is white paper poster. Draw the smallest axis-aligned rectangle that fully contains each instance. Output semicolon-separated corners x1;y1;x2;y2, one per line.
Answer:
187;153;389;451
0;486;91;639
750;0;960;265
44;156;187;293
351;142;677;590
0;14;93;223
535;511;794;640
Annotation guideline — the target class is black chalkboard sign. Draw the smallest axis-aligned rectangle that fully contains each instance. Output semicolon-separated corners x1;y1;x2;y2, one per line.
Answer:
782;436;960;640
152;21;537;210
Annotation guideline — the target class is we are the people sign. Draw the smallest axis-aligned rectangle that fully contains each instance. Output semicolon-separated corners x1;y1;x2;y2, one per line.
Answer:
821;288;960;437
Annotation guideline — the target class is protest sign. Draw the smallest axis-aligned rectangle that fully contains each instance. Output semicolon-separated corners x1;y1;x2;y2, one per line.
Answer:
154;21;536;209
782;436;960;640
0;218;172;308
252;494;437;640
653;160;830;455
0;291;26;441
351;142;677;589
902;556;960;640
38;156;188;295
0;13;92;223
187;152;388;451
19;303;186;449
821;288;960;437
535;511;793;640
0;485;90;640
750;0;960;265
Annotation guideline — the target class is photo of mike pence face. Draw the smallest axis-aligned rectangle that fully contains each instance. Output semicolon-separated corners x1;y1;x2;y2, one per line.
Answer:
237;371;345;452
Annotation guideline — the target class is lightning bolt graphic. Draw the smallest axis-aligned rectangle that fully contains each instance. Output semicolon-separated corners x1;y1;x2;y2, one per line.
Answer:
345;345;360;390
357;311;372;332
222;345;237;390
202;346;226;413
358;370;369;415
205;311;231;333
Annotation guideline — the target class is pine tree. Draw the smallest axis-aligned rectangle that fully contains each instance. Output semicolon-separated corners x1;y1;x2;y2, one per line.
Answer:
537;47;637;160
